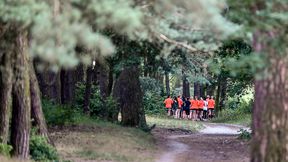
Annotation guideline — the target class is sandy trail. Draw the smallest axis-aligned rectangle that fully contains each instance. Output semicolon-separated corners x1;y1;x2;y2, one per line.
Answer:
154;122;250;162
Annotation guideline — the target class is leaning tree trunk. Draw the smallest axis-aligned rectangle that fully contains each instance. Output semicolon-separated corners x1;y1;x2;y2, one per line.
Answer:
29;61;50;143
251;32;288;162
10;30;31;159
0;33;13;144
113;66;145;127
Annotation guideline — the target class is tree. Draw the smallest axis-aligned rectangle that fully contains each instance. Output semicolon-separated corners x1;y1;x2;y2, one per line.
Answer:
227;1;288;161
113;66;144;127
10;29;31;158
30;61;50;143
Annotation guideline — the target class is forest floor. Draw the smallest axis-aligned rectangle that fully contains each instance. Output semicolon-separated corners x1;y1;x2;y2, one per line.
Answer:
154;122;251;162
49;117;251;162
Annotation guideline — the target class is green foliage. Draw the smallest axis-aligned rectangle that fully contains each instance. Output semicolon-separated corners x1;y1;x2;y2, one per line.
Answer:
75;83;118;118
238;128;251;140
143;92;166;116
212;94;253;126
42;99;82;126
30;130;59;161
0;143;12;157
140;77;166;115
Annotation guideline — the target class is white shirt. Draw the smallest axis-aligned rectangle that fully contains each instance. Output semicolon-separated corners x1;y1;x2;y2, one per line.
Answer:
203;101;208;110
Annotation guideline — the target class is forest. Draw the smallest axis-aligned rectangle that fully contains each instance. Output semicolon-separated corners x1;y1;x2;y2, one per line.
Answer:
0;0;287;162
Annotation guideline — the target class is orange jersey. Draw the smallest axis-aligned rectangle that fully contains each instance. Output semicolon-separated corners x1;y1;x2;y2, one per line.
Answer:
191;99;198;109
198;100;204;109
177;98;183;108
164;98;173;108
208;99;215;108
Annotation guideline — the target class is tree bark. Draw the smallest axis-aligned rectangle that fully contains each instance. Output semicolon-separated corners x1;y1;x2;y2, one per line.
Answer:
75;64;84;82
165;71;170;96
107;64;114;96
251;31;288;162
219;77;228;111
83;66;93;114
98;62;109;99
36;71;61;103
29;61;50;143
183;76;190;97
0;37;13;144
10;30;31;159
60;69;76;104
113;66;145;127
194;82;200;97
215;75;221;116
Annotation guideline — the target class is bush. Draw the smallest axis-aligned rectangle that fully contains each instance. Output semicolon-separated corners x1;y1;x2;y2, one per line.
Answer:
213;98;252;126
238;128;251;140
42;99;82;126
0;143;12;157
30;130;59;161
143;92;166;116
74;83;118;119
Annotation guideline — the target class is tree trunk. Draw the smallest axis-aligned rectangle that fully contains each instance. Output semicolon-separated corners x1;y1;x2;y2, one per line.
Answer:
113;66;144;127
107;65;114;96
219;77;228;111
165;71;170;96
75;64;84;82
200;84;205;98
29;61;50;143
183;76;190;97
98;63;109;99
36;71;61;103
0;37;13;144
60;69;75;104
215;75;221;116
83;66;93;114
251;31;288;162
194;82;200;97
10;30;31;159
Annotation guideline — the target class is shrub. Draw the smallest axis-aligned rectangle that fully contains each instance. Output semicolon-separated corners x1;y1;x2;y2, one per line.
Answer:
42;99;82;126
0;143;12;157
74;83;119;119
143;92;166;116
238;128;251;140
30;130;59;161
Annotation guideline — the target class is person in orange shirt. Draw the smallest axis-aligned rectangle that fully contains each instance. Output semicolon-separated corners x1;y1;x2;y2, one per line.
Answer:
198;97;205;120
164;95;174;116
208;96;215;119
190;96;198;120
176;96;183;119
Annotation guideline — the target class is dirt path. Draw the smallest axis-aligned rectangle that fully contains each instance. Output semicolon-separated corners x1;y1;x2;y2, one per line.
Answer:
153;122;250;162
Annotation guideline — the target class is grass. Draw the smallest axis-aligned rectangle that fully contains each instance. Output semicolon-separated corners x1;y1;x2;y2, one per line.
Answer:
212;111;251;127
50;117;156;162
146;115;203;131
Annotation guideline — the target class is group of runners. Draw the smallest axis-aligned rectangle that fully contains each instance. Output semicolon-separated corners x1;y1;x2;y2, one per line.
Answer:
164;95;215;120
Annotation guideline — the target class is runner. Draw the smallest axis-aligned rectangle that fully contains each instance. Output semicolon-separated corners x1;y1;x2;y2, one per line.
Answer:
198;97;204;120
164;96;174;116
208;96;215;119
176;96;183;119
172;96;178;116
203;97;208;119
190;96;198;120
183;97;191;119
